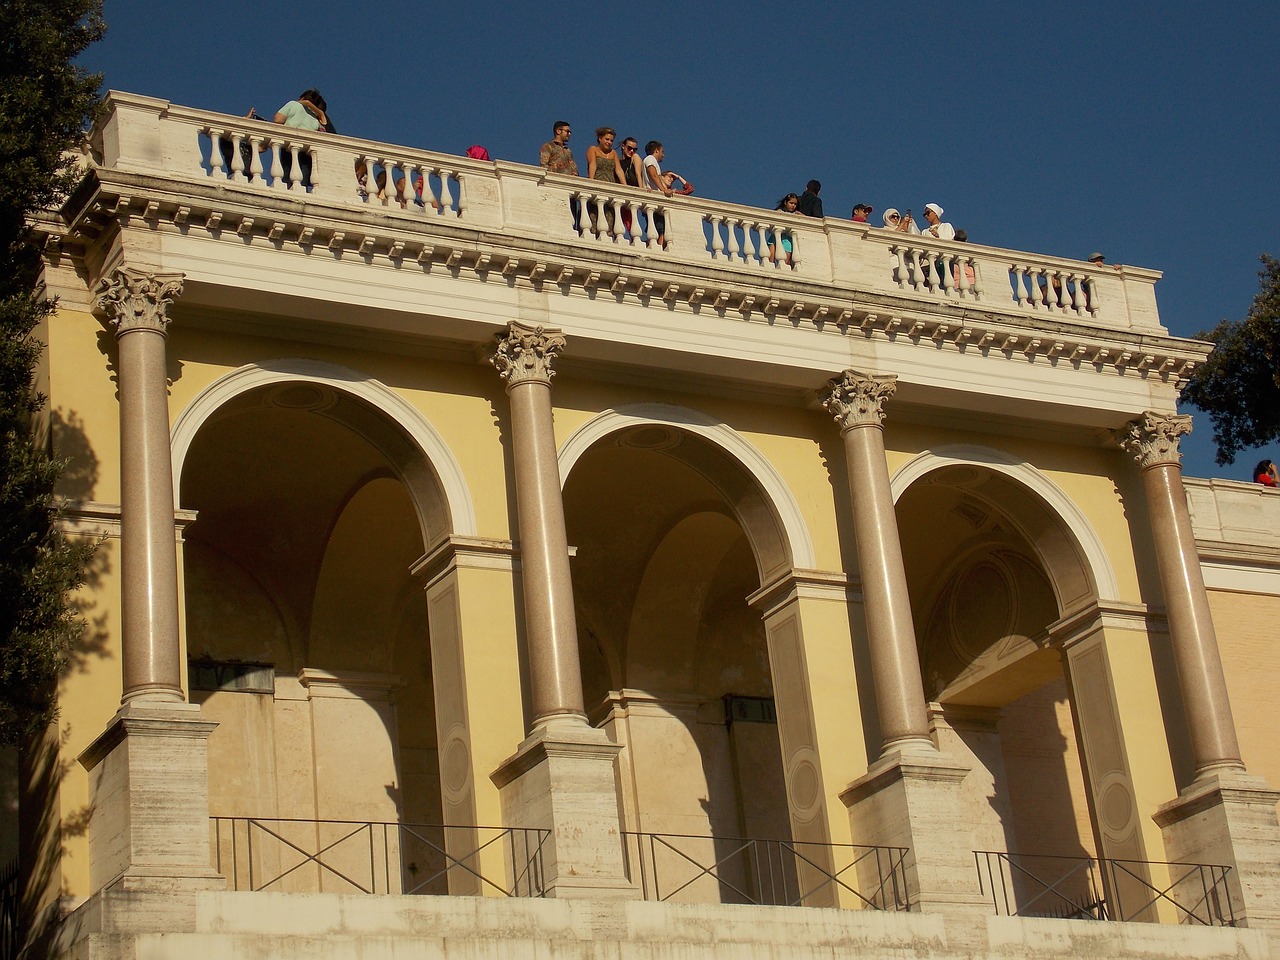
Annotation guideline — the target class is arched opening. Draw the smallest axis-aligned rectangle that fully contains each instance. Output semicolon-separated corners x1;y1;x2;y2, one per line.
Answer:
563;422;797;904
897;461;1103;912
179;378;454;893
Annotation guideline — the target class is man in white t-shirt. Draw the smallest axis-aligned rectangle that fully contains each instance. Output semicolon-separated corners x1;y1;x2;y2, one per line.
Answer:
643;141;673;247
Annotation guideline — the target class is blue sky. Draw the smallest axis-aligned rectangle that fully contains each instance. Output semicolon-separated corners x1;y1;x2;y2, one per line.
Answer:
80;1;1280;480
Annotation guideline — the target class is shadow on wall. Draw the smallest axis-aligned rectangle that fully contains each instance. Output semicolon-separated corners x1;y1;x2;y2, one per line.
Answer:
50;408;100;502
9;407;112;957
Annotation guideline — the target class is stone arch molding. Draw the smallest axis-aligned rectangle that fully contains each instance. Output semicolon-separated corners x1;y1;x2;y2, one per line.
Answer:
170;358;477;538
558;402;816;571
890;443;1119;601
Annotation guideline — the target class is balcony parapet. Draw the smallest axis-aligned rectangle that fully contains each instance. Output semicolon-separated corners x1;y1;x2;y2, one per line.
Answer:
88;92;1171;341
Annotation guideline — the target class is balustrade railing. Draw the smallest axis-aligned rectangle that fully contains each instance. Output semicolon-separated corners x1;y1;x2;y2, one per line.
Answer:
622;831;909;910
974;851;1235;926
95;92;1163;333
704;213;802;270
211;818;548;898
574;188;668;248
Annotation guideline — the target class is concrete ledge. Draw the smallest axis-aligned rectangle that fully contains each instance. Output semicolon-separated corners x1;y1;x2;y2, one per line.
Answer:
55;890;1274;957
56;889;1275;958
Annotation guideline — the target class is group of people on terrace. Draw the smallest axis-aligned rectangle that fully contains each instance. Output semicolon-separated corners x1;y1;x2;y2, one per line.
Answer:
540;120;691;248
769;181;963;266
238;93;1119;274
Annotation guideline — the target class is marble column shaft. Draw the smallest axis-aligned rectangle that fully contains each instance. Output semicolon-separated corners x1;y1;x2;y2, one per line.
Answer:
824;371;932;752
97;268;186;703
1118;412;1243;778
492;322;585;723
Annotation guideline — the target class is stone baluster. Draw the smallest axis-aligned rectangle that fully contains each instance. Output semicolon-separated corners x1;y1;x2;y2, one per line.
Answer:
1028;267;1044;308
490;322;585;723
908;249;924;290
1116;413;1244;780
424;167;441;212
375;156;390;204
708;215;724;258
1010;265;1027;306
748;221;763;264
956;256;972;296
95;267;187;704
889;244;903;285
726;218;742;262
823;371;933;755
445;170;460;215
240;135;256;182
228;132;245;181
267;139;284;187
405;163;423;210
939;252;956;296
286;145;302;190
1068;273;1085;316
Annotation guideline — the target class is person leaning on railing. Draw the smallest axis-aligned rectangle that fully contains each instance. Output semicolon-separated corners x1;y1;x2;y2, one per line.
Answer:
585;126;627;236
226;88;333;188
540;119;581;233
767;193;800;266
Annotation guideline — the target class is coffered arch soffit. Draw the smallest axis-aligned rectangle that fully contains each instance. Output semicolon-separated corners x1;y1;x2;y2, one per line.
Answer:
890;443;1119;606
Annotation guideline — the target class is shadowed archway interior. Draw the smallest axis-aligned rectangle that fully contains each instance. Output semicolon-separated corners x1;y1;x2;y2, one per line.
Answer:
179;381;451;892
564;424;795;904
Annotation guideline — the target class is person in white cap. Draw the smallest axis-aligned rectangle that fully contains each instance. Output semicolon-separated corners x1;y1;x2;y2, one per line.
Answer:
920;202;955;240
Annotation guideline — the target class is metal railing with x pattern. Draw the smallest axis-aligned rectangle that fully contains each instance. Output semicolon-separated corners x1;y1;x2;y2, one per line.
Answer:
975;850;1235;925
211;818;549;897
622;832;909;910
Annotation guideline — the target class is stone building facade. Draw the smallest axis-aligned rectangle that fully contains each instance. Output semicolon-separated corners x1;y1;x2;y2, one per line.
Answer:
7;91;1280;958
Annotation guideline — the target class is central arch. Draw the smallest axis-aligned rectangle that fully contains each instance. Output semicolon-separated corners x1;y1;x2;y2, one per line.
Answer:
559;404;817;905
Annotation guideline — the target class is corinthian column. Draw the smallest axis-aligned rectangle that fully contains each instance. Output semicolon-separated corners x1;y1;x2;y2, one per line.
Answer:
823;371;932;754
96;267;186;704
488;322;632;899
1120;414;1280;933
490;321;584;723
827;371;978;915
1116;412;1243;779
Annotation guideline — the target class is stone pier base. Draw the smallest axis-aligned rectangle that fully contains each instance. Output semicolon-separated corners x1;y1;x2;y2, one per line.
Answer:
1155;771;1280;935
491;718;636;899
77;701;223;895
841;746;987;916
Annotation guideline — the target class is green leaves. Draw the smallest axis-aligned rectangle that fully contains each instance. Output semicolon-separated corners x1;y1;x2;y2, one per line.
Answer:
0;0;103;744
1181;255;1280;465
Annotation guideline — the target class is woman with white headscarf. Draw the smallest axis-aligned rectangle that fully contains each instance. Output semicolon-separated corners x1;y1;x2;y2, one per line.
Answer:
880;208;920;234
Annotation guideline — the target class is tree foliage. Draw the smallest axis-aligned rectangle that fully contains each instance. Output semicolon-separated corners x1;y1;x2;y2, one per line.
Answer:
1181;255;1280;465
0;0;104;744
